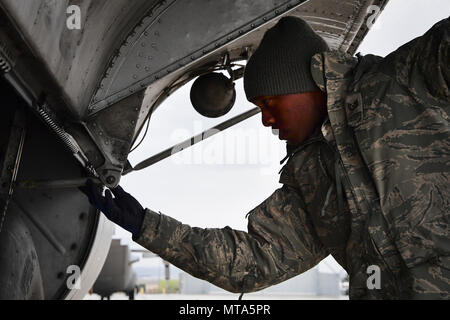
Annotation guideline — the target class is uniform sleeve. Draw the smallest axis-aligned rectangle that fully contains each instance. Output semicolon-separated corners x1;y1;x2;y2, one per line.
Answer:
383;17;449;103
133;185;329;293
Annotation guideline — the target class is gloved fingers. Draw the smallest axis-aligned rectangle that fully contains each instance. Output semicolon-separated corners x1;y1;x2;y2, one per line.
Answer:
110;185;135;203
104;189;116;208
79;184;98;205
109;189;129;213
110;185;127;199
107;184;144;214
101;189;117;218
79;179;107;210
78;185;90;198
87;180;106;205
86;178;96;189
79;179;95;197
104;189;125;226
110;185;139;209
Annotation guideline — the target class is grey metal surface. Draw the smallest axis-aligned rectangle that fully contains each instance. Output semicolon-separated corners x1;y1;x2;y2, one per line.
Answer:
9;107;100;299
0;211;44;299
0;0;155;116
84;91;144;186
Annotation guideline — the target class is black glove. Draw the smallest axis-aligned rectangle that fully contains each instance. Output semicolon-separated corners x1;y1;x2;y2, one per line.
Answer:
79;179;145;238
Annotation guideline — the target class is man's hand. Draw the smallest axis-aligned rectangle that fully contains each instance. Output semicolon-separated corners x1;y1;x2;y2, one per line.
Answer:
79;179;145;238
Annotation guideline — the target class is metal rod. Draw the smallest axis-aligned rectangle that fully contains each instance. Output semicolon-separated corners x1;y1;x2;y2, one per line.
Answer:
16;177;101;189
123;107;261;175
0;108;27;234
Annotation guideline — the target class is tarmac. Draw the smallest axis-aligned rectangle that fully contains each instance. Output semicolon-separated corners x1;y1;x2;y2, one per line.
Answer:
84;293;349;300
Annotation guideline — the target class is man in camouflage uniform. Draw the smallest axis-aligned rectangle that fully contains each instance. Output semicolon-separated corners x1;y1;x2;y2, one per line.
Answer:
81;16;449;299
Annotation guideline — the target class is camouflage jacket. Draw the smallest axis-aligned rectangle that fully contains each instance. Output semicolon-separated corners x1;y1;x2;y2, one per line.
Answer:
134;18;450;299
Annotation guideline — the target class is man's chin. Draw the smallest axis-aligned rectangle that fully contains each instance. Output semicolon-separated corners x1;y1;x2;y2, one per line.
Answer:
279;132;290;142
274;129;295;144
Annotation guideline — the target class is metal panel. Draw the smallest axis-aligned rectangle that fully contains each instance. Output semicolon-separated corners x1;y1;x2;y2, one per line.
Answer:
0;0;156;115
88;0;308;114
85;91;144;186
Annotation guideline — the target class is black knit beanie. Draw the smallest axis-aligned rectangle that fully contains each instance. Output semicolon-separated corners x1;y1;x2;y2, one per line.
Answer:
244;16;329;101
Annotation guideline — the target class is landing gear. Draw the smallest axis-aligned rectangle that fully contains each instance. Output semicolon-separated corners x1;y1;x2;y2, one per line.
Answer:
0;211;44;299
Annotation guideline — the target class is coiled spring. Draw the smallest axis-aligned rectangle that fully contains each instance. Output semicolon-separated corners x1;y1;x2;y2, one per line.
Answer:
0;56;11;73
37;107;79;154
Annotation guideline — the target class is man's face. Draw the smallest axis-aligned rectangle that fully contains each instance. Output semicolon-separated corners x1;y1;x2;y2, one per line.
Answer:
251;91;327;145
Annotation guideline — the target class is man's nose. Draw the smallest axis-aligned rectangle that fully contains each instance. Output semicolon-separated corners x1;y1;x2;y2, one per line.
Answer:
262;111;275;127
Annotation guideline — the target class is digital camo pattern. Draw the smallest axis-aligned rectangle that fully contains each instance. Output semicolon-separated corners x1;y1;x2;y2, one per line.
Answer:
135;18;449;299
311;17;450;299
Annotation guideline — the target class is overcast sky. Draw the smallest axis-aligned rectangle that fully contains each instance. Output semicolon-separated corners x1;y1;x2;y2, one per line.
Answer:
114;0;450;275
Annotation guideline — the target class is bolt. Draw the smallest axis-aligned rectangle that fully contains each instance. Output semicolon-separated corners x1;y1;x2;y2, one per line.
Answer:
106;176;116;184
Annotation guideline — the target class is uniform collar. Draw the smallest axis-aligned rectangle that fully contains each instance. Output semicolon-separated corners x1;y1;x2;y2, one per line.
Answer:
280;126;325;166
